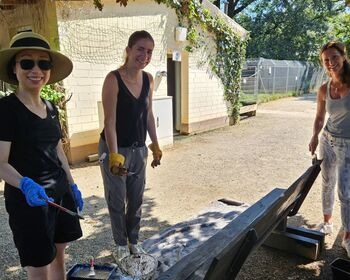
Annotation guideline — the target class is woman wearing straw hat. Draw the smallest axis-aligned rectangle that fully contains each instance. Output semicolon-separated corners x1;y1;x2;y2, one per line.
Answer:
0;31;83;279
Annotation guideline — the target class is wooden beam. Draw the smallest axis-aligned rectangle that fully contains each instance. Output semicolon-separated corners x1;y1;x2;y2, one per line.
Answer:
0;0;38;4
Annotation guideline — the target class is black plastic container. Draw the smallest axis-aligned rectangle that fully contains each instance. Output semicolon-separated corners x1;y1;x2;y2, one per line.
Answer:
66;263;117;280
330;258;350;280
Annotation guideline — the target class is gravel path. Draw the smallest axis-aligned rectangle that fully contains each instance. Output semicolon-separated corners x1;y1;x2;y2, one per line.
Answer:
0;94;345;279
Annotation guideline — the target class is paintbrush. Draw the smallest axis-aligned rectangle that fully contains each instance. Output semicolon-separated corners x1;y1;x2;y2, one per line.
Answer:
45;199;84;219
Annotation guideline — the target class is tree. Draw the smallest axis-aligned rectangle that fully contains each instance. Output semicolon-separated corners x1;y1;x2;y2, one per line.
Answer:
213;0;343;18
328;12;350;52
235;0;345;61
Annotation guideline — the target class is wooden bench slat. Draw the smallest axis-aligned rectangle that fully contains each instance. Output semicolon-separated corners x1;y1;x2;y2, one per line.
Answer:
157;163;321;280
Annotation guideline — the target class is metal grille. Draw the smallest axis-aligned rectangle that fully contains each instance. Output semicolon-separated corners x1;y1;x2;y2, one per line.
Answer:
240;58;327;103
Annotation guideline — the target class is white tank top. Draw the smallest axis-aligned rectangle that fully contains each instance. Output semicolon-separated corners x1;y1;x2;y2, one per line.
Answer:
325;80;350;138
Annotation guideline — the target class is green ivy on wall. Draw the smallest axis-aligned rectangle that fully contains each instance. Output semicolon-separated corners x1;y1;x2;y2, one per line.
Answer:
155;0;247;124
93;0;247;124
40;84;67;122
40;84;71;153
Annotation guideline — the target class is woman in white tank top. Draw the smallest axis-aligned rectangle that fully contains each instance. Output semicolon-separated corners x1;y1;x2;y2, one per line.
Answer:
309;41;350;258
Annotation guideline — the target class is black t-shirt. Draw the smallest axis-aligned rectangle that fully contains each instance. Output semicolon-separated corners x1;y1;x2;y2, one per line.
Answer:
0;93;69;200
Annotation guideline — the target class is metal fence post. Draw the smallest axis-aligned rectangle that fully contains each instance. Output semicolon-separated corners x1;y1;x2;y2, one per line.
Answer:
285;62;289;94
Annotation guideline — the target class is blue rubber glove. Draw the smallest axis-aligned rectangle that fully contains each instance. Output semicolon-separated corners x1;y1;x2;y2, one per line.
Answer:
19;177;53;207
71;183;84;212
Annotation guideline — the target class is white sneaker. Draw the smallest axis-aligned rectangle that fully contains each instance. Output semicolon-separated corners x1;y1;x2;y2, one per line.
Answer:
316;222;333;234
129;243;146;254
112;245;130;261
341;239;350;258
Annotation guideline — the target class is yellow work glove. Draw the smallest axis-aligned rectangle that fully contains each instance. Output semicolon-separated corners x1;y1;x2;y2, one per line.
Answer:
109;153;126;176
148;142;162;168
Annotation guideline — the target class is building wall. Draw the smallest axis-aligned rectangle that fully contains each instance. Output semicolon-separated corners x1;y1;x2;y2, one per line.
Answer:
0;1;243;164
182;34;229;133
0;1;58;49
55;0;235;162
56;0;178;162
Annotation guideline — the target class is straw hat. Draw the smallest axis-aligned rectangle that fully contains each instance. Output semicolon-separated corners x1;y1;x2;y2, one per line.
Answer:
0;31;73;85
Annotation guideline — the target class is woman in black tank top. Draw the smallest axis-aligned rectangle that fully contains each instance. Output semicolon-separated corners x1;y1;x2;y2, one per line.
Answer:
98;30;162;261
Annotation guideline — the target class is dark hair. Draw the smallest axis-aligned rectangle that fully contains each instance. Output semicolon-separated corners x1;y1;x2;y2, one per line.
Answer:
127;30;154;48
121;30;154;68
6;56;18;84
320;41;350;86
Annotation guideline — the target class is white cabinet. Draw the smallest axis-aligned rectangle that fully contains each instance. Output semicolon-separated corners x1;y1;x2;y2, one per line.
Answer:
147;96;173;147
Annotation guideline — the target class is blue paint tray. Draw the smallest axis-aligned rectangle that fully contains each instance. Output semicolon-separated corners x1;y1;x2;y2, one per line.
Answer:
66;263;117;280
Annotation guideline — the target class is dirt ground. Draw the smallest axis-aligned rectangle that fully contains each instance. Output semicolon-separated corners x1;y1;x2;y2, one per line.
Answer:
0;94;346;279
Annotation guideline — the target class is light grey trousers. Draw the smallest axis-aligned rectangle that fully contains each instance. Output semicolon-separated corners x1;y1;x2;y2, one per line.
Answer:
319;131;350;232
98;138;148;246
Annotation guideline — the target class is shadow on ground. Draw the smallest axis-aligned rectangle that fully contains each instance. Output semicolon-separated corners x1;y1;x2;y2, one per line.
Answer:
0;186;171;279
0;186;346;279
238;214;344;280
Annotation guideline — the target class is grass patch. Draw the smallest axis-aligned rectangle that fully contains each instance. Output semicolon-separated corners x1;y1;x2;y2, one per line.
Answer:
258;91;301;104
240;91;302;106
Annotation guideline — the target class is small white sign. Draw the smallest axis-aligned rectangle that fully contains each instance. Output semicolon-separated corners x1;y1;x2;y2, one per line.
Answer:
175;27;187;42
172;50;182;62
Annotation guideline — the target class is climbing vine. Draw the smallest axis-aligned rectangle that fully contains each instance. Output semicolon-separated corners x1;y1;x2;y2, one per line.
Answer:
154;0;247;123
93;0;247;124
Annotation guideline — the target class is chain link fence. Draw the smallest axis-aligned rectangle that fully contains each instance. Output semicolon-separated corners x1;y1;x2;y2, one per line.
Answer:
240;58;327;104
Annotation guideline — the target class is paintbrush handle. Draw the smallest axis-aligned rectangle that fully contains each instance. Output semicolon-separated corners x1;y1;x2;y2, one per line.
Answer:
46;200;84;219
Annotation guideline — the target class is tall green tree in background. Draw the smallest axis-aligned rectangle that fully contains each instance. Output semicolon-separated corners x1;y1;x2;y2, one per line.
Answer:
328;12;350;52
213;0;346;61
213;0;258;17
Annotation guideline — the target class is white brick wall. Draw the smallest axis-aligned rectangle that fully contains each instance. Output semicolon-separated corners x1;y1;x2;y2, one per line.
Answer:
57;0;174;142
56;0;236;146
179;24;229;126
187;53;227;123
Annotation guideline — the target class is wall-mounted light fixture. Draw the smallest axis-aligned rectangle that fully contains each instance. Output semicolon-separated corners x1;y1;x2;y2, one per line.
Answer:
175;26;187;42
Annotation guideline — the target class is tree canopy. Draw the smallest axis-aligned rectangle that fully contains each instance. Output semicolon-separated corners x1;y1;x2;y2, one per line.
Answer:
328;12;350;51
225;0;347;61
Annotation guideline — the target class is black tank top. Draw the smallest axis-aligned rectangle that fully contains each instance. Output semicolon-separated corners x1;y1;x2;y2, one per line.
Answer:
101;70;150;147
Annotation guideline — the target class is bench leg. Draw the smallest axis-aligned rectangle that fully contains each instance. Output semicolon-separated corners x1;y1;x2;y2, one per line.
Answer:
263;226;324;260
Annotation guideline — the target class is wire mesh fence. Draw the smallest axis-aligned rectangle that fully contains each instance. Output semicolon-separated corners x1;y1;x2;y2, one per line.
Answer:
240;58;327;104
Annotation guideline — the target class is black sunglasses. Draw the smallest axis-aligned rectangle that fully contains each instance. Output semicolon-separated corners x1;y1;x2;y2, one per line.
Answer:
17;59;53;71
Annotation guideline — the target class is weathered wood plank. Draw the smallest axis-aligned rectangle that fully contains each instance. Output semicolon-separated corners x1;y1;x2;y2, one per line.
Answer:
156;188;285;280
156;163;321;280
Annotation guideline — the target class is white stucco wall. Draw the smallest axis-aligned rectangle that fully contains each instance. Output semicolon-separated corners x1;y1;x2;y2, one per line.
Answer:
56;0;178;147
54;0;243;152
186;33;227;124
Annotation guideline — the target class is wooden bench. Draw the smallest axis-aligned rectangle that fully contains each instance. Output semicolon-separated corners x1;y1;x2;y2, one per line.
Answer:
240;101;258;117
157;159;322;280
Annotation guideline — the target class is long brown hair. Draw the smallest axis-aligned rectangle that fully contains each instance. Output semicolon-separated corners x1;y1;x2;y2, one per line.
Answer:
120;30;154;68
320;41;350;86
